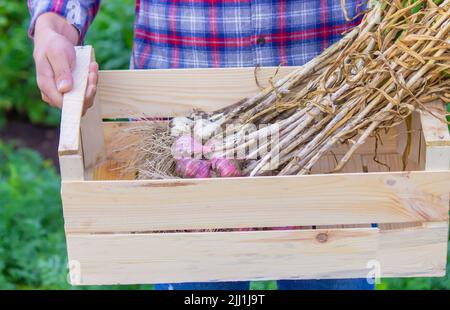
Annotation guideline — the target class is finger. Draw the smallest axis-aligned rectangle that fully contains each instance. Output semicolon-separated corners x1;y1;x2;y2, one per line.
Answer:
82;84;97;115
88;62;99;89
41;92;51;104
47;45;76;93
38;77;63;108
83;62;99;115
89;61;99;74
88;71;98;89
36;58;63;108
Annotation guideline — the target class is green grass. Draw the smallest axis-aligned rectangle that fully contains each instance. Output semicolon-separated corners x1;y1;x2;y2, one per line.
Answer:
251;281;277;290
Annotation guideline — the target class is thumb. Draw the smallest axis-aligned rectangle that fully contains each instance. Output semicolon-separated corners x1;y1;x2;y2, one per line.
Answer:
48;46;75;93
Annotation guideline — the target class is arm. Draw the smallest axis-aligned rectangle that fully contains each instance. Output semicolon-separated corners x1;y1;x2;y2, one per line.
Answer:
28;0;101;112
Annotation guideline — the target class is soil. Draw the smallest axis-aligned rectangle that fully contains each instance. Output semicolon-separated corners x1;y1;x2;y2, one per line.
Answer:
0;117;60;167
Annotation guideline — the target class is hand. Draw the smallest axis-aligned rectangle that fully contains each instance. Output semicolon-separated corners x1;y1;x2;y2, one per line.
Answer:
33;13;98;114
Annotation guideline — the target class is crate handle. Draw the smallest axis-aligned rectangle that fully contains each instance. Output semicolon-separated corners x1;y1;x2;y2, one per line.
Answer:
58;45;94;156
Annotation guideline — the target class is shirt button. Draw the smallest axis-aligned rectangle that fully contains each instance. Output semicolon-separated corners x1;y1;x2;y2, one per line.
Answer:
256;36;266;46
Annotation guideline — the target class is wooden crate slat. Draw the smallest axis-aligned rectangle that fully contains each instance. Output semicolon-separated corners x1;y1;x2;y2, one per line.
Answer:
421;102;450;171
66;222;447;285
362;153;404;172
58;46;93;156
310;156;333;174
102;121;169;164
378;221;448;277
59;155;84;181
81;95;106;179
420;101;450;147
310;154;364;174
66;227;378;285
425;145;450;171
408;111;424;166
97;67;297;119
93;160;135;180
61;170;449;233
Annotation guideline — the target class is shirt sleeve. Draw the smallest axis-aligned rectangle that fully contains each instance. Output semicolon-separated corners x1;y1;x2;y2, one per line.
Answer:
27;0;101;43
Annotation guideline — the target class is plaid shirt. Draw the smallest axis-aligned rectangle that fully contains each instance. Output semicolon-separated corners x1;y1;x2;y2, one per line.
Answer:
28;0;365;69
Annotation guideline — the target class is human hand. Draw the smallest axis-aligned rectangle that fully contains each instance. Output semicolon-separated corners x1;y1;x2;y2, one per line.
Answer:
33;12;98;114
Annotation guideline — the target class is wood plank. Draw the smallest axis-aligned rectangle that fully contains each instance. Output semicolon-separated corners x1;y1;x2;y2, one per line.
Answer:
408;111;423;166
102;121;169;163
310;156;333;174
310;154;363;174
81;94;106;179
66;227;378;285
66;221;448;285
61;170;450;233
425;145;450;171
98;67;297;119
331;154;364;173
58;46;93;155
420;101;450;147
421;102;450;171
418;130;426;171
378;221;448;277
362;153;404;172
59;155;84;181
313;159;367;230
93;160;135;180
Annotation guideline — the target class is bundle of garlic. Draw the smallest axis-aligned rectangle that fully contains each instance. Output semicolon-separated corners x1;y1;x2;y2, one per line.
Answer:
123;0;450;180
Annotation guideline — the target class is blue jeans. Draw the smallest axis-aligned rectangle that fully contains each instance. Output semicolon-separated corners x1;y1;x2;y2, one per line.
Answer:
154;279;374;290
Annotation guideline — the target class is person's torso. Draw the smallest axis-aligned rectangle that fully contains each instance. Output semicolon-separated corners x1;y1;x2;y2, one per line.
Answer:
131;0;365;69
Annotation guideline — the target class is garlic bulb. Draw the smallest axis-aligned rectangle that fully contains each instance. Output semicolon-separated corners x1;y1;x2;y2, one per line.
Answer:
170;117;193;137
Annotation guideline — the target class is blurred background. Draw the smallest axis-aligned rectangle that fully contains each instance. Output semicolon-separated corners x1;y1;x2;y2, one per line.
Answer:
0;1;448;290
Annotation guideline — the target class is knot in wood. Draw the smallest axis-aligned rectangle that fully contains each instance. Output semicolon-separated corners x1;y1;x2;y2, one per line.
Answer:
316;233;328;243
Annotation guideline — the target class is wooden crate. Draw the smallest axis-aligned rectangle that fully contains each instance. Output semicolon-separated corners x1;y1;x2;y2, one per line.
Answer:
59;46;450;285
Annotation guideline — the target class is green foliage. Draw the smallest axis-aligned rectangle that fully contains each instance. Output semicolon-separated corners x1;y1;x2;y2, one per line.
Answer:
0;142;152;290
0;1;60;127
85;0;135;70
447;103;450;131
0;1;135;127
0;142;65;289
251;281;277;290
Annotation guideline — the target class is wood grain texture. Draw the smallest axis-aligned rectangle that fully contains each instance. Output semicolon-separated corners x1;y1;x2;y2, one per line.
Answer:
59;46;93;155
93;160;135;180
425;145;450;171
61;170;449;233
362;153;404;172
420;102;450;171
310;154;364;174
102;121;168;163
66;227;378;285
65;222;447;285
408;111;423;166
59;155;84;181
420;102;450;147
378;221;448;277
97;67;297;118
81;95;106;179
60;63;450;284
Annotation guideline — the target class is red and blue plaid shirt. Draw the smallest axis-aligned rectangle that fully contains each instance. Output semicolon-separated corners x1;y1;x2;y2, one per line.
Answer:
28;0;365;69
